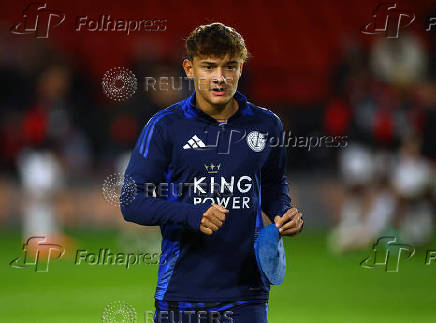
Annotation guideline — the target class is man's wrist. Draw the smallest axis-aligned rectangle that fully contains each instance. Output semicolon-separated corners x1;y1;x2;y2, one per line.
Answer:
185;202;212;231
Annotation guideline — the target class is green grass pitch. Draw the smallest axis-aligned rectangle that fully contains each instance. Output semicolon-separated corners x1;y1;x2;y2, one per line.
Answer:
1;229;435;322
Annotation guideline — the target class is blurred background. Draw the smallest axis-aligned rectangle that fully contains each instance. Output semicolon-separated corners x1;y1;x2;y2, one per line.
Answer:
1;0;435;322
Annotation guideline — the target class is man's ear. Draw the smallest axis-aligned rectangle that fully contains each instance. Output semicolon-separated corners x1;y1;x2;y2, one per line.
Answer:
183;59;194;79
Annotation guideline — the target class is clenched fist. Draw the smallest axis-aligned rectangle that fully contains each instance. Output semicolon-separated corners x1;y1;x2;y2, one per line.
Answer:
200;203;229;235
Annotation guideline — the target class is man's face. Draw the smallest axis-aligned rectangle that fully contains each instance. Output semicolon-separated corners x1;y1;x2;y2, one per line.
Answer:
183;54;243;107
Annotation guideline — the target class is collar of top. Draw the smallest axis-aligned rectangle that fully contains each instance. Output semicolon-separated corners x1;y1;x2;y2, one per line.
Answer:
182;90;253;123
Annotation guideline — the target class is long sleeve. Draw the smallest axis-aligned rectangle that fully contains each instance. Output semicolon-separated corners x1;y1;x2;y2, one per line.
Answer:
120;117;210;231
260;115;292;222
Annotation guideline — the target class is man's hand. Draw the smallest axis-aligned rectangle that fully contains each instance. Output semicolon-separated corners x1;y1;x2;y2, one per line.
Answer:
274;207;303;236
200;203;229;235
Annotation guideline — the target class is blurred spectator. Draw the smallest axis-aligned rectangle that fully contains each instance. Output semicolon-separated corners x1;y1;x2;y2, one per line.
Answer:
329;30;435;251
392;135;433;245
370;33;428;86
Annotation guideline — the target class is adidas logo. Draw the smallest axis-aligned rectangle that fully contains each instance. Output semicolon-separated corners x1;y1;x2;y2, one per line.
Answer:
183;135;206;149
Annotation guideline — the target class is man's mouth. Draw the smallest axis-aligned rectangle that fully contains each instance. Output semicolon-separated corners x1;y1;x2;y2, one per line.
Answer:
211;87;226;96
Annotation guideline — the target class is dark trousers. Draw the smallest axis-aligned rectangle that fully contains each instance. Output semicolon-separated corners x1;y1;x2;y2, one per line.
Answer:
153;301;268;323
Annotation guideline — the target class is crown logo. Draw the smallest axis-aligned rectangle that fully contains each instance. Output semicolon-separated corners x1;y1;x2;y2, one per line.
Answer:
204;163;221;174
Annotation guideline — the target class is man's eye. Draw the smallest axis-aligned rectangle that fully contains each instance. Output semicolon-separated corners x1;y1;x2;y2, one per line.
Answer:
203;66;213;70
227;66;236;70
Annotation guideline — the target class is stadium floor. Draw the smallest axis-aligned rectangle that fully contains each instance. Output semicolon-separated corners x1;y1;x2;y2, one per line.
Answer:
1;229;435;322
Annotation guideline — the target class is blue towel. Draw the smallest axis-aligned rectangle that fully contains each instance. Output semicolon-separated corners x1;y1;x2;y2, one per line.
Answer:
254;224;287;285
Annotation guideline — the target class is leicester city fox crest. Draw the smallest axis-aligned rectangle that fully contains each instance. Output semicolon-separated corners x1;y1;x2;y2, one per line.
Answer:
246;131;267;152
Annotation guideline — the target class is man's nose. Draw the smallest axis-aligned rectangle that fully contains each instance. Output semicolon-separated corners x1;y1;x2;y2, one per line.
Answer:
212;73;227;84
210;67;226;82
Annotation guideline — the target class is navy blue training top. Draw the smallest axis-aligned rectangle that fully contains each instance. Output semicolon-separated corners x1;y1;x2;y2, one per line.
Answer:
121;90;292;302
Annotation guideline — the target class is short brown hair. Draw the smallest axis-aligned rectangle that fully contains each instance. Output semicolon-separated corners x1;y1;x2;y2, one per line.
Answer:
185;22;249;62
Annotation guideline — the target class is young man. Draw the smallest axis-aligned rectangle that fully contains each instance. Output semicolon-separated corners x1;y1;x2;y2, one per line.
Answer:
121;22;303;323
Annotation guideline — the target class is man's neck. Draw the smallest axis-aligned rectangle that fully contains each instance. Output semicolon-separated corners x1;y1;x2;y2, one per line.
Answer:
195;92;239;122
